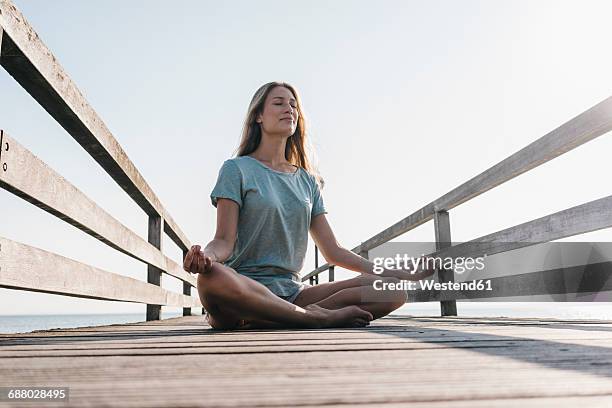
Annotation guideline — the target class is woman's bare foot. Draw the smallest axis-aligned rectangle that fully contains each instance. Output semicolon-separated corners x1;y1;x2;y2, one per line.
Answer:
305;304;373;328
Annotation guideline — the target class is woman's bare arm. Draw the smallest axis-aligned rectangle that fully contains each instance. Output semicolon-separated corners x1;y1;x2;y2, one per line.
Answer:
309;214;374;274
184;198;238;274
309;214;434;280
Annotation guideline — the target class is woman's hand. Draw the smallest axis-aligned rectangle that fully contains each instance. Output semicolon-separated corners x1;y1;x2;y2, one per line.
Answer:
183;245;215;274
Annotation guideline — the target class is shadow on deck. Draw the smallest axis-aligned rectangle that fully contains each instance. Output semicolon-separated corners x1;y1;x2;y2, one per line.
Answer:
2;315;612;407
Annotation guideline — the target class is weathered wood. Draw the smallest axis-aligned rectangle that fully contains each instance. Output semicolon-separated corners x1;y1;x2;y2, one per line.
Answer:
0;131;196;287
408;261;612;302
359;245;369;260
436;195;612;261
401;196;612;301
305;96;612;280
2;315;612;407
359;96;612;254
306;129;612;283
0;0;191;251
146;216;162;321
0;236;201;308
434;210;457;316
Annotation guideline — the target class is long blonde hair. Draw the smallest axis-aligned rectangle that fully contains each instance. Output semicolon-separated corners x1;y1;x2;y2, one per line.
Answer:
235;81;323;187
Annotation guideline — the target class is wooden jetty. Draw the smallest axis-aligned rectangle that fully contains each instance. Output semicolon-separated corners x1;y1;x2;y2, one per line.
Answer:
2;1;612;406
3;315;612;407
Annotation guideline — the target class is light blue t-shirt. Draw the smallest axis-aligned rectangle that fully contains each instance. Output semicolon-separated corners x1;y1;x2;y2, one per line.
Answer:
210;155;326;298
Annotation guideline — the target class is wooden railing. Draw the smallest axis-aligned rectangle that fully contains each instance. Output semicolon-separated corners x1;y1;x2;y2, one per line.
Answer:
305;97;612;316
0;0;201;320
2;0;611;322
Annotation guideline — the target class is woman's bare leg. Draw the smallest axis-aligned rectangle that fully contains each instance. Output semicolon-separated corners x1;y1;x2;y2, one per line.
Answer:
196;263;373;330
293;274;407;319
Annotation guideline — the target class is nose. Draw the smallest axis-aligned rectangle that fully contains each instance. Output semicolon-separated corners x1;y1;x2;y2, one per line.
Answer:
286;104;296;118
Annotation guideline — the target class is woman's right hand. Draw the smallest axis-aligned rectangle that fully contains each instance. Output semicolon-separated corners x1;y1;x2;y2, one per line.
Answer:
183;245;214;274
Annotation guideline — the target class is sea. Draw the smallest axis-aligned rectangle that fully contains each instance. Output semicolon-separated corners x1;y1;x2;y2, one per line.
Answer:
2;303;612;334
0;312;187;334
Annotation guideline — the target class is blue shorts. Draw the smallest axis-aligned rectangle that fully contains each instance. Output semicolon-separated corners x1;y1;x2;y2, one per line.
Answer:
278;283;310;303
238;270;310;304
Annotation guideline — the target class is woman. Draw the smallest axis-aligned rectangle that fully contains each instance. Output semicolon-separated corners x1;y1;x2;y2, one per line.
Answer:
183;81;433;330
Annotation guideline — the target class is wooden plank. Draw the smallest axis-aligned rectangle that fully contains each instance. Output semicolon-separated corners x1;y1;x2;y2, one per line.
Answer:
0;236;201;308
306;193;612;282
409;261;612;301
0;0;190;251
361;96;612;253
2;316;612;407
437;195;612;261
434;97;612;212
0;131;196;287
404;196;612;301
305;96;612;280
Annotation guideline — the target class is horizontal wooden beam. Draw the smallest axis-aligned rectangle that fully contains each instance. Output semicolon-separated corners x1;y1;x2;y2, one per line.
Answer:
0;236;201;307
0;130;196;287
305;195;612;282
438;195;612;261
407;261;612;302
304;97;612;280
360;97;612;254
0;0;191;251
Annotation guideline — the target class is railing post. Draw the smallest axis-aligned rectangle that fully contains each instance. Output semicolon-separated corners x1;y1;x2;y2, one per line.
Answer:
434;210;457;316
311;245;319;285
359;243;368;261
329;265;335;282
182;248;191;317
146;216;163;321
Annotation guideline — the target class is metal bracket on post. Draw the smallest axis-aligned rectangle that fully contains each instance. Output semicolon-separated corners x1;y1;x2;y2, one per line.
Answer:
434;210;457;316
146;216;163;321
182;248;191;317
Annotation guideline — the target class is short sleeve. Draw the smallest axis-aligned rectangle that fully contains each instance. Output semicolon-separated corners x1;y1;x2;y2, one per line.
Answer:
210;160;243;208
311;178;327;218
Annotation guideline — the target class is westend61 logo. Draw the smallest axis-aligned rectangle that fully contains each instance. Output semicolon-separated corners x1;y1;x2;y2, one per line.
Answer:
372;254;487;275
370;253;492;294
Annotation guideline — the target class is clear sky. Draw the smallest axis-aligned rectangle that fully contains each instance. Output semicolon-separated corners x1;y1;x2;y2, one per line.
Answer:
1;0;611;316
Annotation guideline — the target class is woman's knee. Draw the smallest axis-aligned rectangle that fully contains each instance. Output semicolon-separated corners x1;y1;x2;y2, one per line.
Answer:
378;277;408;309
197;263;247;301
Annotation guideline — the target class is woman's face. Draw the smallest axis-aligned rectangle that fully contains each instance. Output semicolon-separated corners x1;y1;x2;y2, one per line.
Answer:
257;86;299;137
